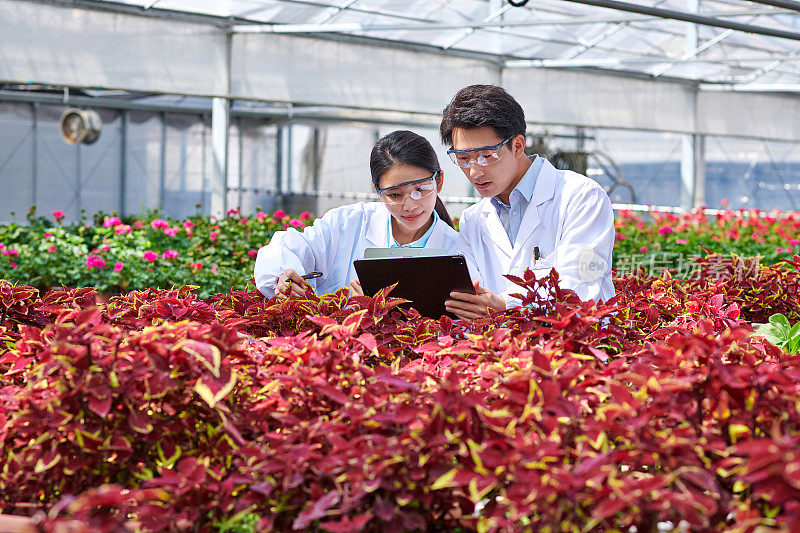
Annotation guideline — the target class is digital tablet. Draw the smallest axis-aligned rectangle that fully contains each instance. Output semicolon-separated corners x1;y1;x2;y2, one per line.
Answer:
353;254;475;319
363;247;449;259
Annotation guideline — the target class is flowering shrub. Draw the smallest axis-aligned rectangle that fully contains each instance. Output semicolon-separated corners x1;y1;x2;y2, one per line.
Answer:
0;207;312;298
614;207;800;275
3;254;800;531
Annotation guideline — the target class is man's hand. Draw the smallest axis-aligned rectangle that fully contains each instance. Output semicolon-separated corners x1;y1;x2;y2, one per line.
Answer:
445;281;505;320
277;269;308;298
349;279;364;297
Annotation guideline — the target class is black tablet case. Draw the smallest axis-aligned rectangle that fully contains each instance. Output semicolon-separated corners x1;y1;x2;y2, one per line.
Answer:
353;254;475;319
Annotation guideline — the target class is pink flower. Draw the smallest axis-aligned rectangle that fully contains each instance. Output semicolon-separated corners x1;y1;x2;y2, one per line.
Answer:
247;249;258;257
114;262;124;272
256;211;268;221
103;216;122;228
721;198;729;207
9;262;16;269
164;227;178;237
52;210;65;220
300;211;312;220
639;246;649;253
150;219;169;229
2;248;18;257
273;209;286;218
240;218;249;224
85;254;106;269
142;250;158;262
47;245;57;253
162;249;179;259
288;218;304;228
183;220;196;230
134;221;144;229
675;239;688;245
791;239;799;245
211;266;218;274
116;224;132;235
209;230;220;242
777;247;784;253
44;233;52;238
189;262;203;271
615;233;626;241
226;208;240;217
658;226;674;235
101;244;111;251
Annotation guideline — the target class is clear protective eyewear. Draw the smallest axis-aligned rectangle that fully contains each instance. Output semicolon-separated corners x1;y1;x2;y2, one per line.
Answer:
447;136;514;168
376;171;439;205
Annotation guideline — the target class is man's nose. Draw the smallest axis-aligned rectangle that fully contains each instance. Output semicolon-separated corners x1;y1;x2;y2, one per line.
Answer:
468;163;484;179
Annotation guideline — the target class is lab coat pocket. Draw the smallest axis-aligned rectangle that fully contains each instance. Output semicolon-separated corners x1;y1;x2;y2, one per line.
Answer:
530;251;557;277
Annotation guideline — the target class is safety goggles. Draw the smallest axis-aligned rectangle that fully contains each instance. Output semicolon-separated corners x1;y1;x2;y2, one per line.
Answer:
376;171;438;205
447;136;514;168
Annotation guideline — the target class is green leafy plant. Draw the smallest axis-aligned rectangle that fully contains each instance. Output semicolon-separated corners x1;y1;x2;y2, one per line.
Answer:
754;313;800;353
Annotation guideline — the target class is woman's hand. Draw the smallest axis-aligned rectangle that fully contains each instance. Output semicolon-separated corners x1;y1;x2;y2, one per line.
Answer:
445;281;505;320
276;269;308;298
349;279;364;296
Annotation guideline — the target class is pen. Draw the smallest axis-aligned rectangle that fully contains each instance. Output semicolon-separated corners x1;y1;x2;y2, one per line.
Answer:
302;271;323;280
533;246;540;267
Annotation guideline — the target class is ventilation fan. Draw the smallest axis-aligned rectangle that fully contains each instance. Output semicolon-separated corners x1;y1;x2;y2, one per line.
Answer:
59;108;102;145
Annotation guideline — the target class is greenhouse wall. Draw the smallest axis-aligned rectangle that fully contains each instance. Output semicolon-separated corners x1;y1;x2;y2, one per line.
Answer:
3;0;800;222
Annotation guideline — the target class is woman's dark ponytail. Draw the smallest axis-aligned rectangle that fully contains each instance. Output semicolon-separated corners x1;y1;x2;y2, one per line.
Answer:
370;130;455;228
434;196;454;228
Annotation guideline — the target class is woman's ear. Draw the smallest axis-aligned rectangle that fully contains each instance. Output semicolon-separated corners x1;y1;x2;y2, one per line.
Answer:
436;170;444;193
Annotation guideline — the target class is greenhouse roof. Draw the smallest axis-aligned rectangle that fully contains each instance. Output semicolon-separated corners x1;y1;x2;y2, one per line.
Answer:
101;0;800;90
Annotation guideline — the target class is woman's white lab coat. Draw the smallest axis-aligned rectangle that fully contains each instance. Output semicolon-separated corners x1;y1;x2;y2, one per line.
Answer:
254;202;460;298
458;158;616;306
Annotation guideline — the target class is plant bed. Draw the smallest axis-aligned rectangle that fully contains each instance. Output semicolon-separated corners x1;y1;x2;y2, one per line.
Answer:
2;255;800;531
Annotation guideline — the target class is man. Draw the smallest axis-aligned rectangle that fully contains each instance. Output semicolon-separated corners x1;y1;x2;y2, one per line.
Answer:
442;84;615;320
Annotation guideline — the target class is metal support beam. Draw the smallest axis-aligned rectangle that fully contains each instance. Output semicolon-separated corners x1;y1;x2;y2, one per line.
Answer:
211;97;229;217
699;82;800;91
553;0;800;42
745;0;800;13
210;31;232;217
120;110;127;216
75;144;82;219
31;103;38;209
231;8;788;33
680;85;704;212
441;3;512;50
237;116;244;210
314;0;359;25
680;133;705;211
159;112;166;208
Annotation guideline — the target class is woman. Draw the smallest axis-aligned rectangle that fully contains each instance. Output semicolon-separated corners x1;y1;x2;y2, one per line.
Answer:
254;130;458;298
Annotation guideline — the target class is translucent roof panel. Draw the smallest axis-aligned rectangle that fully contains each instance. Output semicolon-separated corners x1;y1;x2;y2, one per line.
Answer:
104;0;800;87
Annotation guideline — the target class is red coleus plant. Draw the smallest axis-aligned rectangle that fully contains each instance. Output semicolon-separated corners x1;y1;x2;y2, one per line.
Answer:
1;259;800;532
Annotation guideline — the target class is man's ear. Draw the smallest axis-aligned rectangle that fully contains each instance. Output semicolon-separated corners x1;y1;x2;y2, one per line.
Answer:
512;134;527;158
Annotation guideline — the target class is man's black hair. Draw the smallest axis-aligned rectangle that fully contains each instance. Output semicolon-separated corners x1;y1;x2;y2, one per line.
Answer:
440;84;526;147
